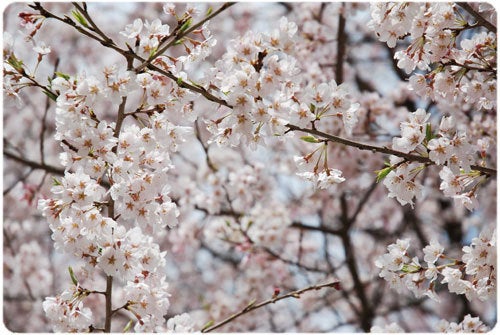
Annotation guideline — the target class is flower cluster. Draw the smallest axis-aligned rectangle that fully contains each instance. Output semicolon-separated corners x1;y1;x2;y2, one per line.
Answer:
166;313;196;332
204;16;358;151
203;17;302;147
383;108;484;209
372;314;489;333
382;157;423;208
33;10;206;328
369;3;496;111
295;150;346;190
121;18;170;58
435;314;490;333
122;272;171;332
370;322;404;333
42;285;93;332
375;228;496;302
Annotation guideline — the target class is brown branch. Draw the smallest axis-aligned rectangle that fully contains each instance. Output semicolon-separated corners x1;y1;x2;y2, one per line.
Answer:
285;124;497;176
441;58;496;74
201;280;340;332
71;2;115;44
349;180;378;224
338;193;374;331
335;3;346;84
259;245;330;274
113;97;128;138
40;57;59;165
104;276;113;332
457;2;496;33
31;3;115;49
290;221;342;235
146;61;230;106
3;169;34;196
4;150;65;176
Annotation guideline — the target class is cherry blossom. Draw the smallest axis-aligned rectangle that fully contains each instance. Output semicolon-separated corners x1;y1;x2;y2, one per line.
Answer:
2;2;496;333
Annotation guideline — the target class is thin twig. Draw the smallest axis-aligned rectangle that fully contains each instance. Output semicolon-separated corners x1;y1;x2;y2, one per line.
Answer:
71;2;114;44
40;57;59;165
201;280;340;332
3;168;34;196
349;180;378;224
290;221;342;235
260;245;330;274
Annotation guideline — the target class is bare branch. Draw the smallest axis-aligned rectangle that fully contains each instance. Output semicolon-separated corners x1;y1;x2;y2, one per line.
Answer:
201;280;341;332
4;149;65;176
335;3;346;84
457;2;496;33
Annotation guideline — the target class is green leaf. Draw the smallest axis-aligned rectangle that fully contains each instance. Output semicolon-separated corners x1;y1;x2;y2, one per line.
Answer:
148;47;159;59
179;18;193;33
7;54;24;72
309;103;316;113
55;72;70;80
122;320;133;333
71;10;89;27
43;90;58;102
300;135;320;143
173;38;184;46
68;266;78;285
246;220;254;230
176;76;184;85
201;320;214;332
375;166;393;183
52;176;62;186
401;264;421;273
206;7;213;17
425;123;433;142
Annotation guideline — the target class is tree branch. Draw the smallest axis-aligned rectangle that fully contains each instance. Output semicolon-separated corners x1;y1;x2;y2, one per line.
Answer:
457;2;496;33
286;124;496;176
201;280;340;332
335;3;346;84
104;275;113;332
4;149;65;176
338;193;373;331
290;221;342;235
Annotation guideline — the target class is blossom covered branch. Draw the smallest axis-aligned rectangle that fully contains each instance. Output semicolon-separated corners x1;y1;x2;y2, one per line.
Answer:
3;2;496;333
